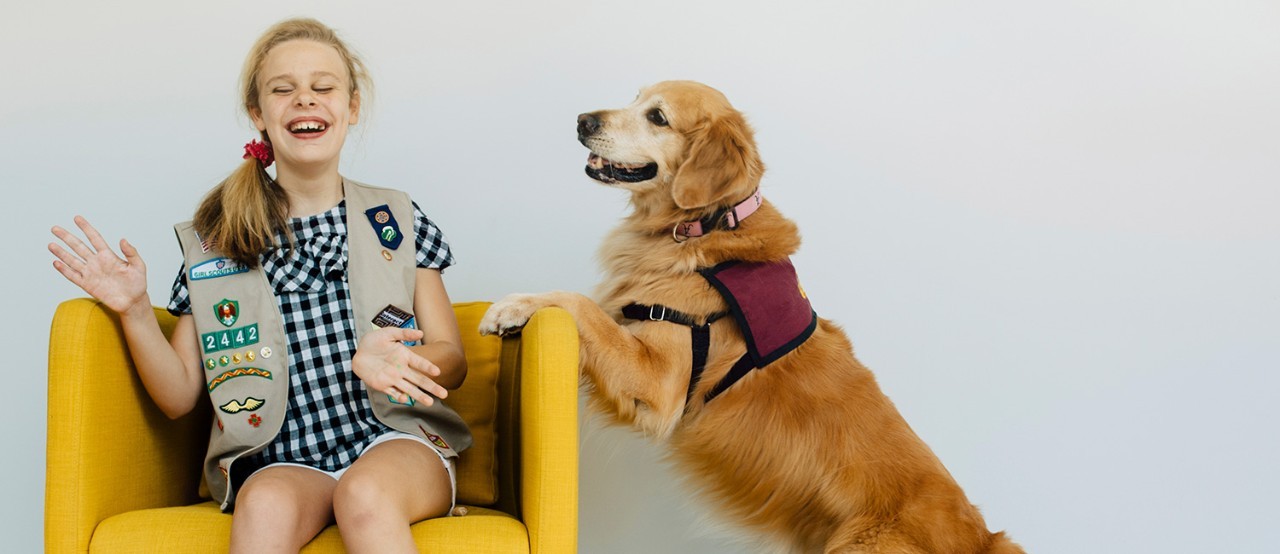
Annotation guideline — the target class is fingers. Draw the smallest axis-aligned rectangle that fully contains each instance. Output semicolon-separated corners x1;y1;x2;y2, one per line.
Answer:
51;259;85;287
120;238;145;267
51;224;96;261
47;242;86;275
75;215;113;253
402;366;448;400
404;352;441;378
381;326;425;343
386;381;437;407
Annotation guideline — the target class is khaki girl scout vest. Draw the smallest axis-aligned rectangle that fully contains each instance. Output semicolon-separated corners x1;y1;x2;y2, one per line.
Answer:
174;179;471;509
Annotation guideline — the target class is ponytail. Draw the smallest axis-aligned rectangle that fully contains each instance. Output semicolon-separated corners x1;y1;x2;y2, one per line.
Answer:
193;154;290;267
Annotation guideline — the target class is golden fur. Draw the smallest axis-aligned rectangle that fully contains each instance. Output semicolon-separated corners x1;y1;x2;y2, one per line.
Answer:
480;81;1023;553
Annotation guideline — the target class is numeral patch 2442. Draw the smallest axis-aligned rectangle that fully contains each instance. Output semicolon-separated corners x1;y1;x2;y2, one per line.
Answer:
202;324;260;353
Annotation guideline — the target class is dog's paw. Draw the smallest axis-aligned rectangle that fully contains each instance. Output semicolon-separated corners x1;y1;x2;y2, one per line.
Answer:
479;293;549;336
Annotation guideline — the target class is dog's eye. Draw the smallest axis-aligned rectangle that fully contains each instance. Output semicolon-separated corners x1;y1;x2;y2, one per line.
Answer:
647;108;669;127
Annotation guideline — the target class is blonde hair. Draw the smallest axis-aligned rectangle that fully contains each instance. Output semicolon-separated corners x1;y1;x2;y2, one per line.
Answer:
194;17;371;266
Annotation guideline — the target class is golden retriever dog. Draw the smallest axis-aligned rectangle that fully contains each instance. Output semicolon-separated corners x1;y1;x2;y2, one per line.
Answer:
479;80;1023;553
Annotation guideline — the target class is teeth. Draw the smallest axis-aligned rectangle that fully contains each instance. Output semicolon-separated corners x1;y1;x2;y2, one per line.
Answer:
586;153;648;171
289;121;327;132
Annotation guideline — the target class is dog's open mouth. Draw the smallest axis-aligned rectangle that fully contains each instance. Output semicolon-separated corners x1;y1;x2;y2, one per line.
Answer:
585;153;658;184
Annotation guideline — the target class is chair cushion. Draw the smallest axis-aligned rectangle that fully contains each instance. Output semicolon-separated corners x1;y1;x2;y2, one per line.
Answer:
449;302;501;505
89;502;529;553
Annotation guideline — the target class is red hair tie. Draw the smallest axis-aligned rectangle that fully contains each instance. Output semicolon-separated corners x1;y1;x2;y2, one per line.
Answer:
243;139;274;167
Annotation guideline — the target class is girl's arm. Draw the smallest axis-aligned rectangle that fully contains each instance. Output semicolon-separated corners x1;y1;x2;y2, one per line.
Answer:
50;217;205;418
408;268;467;390
351;268;466;406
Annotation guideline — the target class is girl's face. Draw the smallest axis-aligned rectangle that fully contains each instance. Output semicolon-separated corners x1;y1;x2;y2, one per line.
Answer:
249;40;360;170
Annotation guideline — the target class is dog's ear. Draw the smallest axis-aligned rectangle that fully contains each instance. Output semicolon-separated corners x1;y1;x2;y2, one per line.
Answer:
671;112;762;210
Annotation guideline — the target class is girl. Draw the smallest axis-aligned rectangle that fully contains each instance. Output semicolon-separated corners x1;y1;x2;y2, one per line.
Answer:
48;18;470;553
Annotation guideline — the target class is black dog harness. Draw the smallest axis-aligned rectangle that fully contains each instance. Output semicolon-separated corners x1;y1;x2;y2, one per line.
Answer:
621;258;818;411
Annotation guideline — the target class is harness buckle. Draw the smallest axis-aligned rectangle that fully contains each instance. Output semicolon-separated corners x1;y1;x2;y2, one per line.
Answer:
648;305;667;321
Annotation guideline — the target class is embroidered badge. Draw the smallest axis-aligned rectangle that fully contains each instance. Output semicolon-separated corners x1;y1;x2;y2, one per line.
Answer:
245;350;255;362
219;397;265;413
214;299;239;327
426;433;450;450
247;414;262;427
189;257;249;281
260;346;273;359
372;304;416;329
194;230;212;254
231;354;241;364
201;323;260;353
388;394;416;407
219;355;230;367
205;358;217;370
418;425;451;449
207;367;272;392
364;204;404;250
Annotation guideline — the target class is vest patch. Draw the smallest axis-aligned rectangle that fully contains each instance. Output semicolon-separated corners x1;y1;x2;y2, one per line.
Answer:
219;397;265;414
190;257;249;280
364;204;404;250
202;323;260;353
214;299;239;327
207;367;272;392
372;304;415;329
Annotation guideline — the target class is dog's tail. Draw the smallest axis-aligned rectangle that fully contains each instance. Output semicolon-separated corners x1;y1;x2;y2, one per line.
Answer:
983;531;1026;554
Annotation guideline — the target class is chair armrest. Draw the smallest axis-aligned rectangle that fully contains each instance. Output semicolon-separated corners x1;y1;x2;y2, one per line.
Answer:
516;307;579;554
46;299;210;554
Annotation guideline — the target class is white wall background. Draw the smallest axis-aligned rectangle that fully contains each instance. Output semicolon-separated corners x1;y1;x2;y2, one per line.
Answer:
4;1;1277;552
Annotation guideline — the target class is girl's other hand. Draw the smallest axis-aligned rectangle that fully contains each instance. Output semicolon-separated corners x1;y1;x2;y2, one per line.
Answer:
49;215;150;316
352;327;448;406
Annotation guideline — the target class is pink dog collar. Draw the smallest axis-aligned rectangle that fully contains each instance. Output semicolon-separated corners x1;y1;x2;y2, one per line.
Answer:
673;189;764;242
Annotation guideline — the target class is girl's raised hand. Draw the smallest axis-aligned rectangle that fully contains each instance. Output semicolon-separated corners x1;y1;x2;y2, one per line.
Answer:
49;215;150;316
352;327;448;407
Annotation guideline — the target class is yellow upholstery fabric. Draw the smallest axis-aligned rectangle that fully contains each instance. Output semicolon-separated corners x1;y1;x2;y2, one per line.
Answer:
450;302;501;505
46;298;578;554
90;503;529;553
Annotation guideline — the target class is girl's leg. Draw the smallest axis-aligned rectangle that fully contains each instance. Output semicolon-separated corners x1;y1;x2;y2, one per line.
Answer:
229;465;338;554
332;439;453;554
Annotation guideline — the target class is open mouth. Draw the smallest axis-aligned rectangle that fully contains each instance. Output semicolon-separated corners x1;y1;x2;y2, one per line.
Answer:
287;118;329;137
585;153;658;184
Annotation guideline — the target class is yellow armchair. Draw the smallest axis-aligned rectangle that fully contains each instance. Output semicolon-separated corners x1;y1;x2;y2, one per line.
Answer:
46;299;578;553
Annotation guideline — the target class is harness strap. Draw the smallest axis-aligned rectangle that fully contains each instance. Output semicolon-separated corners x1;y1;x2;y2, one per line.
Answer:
621;302;736;412
620;303;725;327
704;353;756;404
688;325;712;406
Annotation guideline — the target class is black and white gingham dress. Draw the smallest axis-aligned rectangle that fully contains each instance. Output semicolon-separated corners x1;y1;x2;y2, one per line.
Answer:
168;200;454;475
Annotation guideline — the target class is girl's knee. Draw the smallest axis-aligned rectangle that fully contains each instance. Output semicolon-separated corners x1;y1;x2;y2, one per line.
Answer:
332;471;394;523
236;474;308;522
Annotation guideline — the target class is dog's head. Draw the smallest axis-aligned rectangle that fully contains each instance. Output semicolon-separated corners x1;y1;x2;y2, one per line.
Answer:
577;80;764;212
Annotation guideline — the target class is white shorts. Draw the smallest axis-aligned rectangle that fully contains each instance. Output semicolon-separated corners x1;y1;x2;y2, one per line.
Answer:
247;430;458;512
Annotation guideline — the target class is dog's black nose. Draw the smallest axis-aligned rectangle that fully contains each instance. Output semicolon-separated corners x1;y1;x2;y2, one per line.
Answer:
577;113;600;139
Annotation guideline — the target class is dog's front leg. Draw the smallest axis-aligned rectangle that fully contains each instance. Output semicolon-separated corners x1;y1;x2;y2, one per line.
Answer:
481;291;688;435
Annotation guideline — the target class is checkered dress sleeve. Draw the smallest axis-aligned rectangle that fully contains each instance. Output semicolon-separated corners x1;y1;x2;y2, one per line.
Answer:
412;201;454;271
167;264;192;316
